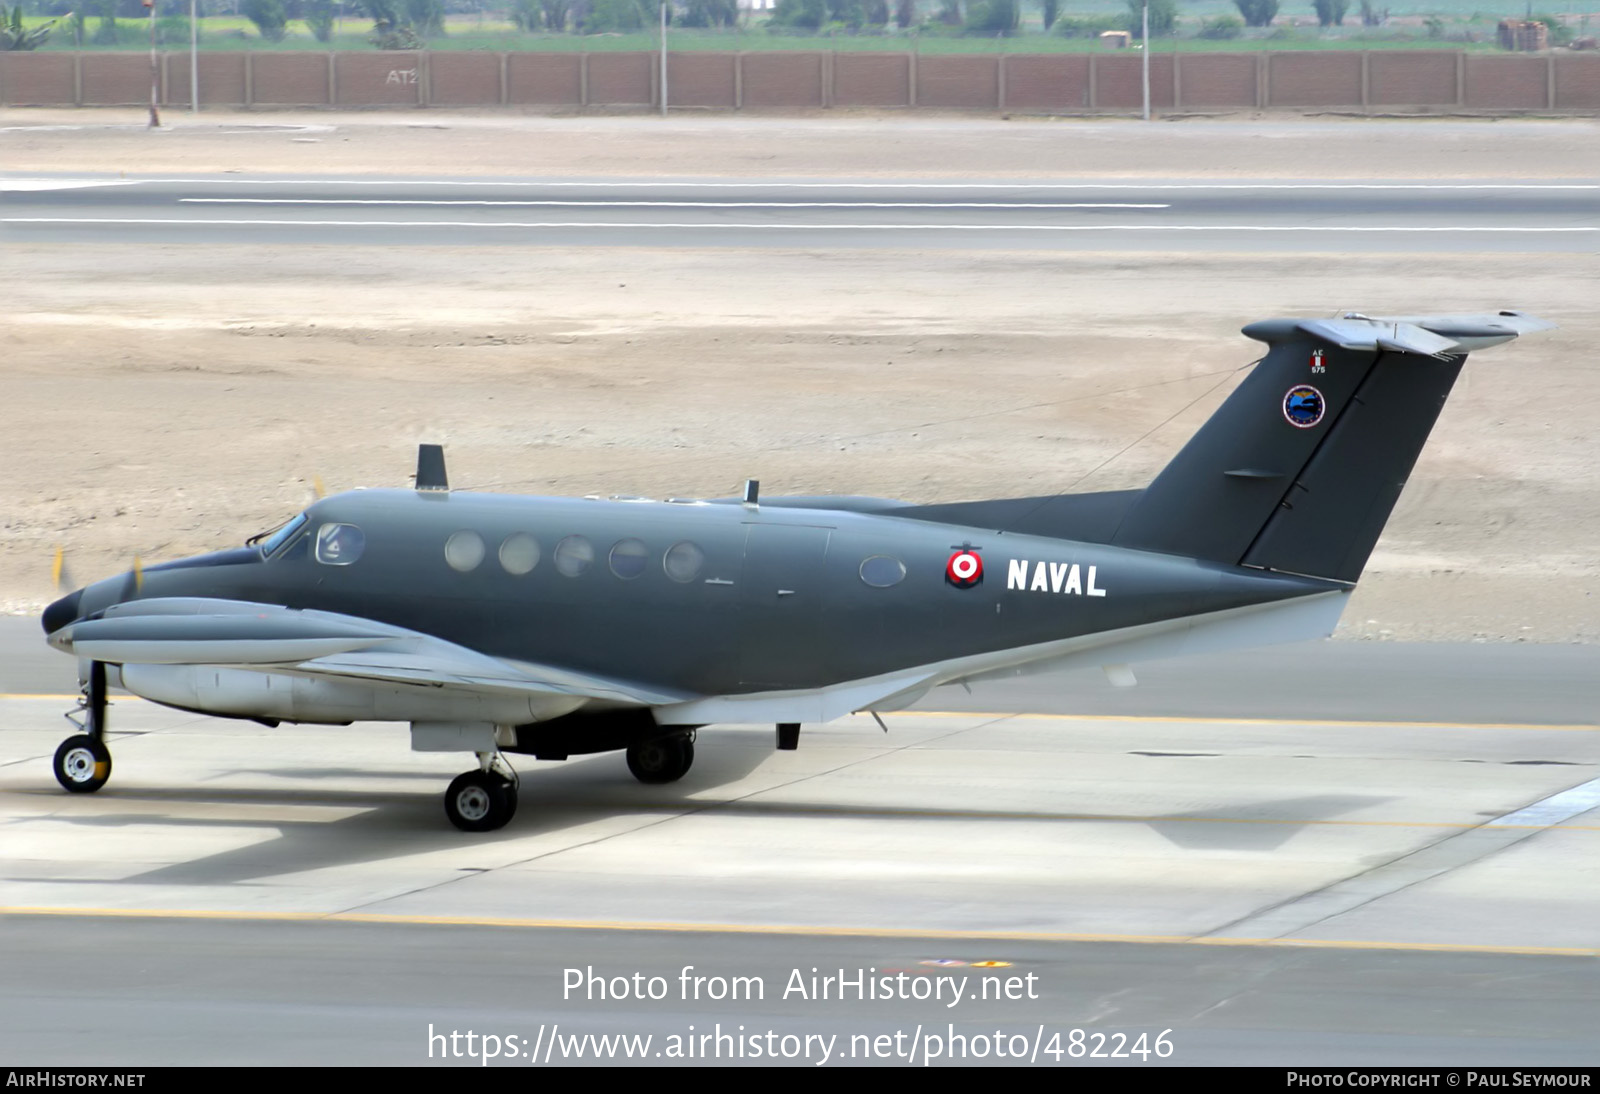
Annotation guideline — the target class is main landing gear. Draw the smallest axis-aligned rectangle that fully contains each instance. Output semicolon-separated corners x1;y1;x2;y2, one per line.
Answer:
444;752;519;833
54;661;112;794
626;730;696;785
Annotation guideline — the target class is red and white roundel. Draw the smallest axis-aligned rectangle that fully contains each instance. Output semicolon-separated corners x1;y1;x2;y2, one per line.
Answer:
946;550;983;588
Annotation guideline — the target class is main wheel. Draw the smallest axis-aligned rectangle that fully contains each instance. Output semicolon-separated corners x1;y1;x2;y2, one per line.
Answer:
444;770;518;833
626;734;695;785
54;734;111;794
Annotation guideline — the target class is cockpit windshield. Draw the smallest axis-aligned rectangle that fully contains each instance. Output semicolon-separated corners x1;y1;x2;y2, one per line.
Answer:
250;513;310;557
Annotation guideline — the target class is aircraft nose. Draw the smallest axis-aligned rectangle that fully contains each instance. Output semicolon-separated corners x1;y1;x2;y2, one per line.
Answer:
42;589;82;636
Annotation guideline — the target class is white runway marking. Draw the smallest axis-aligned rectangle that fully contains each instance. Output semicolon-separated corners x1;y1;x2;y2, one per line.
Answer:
5;217;1593;233
1487;776;1600;828
63;177;1600;191
179;198;1171;210
0;179;138;192
1207;774;1600;942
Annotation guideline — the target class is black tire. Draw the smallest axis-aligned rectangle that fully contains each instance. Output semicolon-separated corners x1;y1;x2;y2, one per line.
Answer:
444;770;518;833
54;734;111;794
626;735;695;785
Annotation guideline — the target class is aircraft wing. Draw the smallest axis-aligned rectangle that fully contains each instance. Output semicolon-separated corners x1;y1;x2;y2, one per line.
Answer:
49;597;688;708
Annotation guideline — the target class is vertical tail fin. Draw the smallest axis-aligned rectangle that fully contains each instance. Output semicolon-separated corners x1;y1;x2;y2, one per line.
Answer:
1110;312;1552;584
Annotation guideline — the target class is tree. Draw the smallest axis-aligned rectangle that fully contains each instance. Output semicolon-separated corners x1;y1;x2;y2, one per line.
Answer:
1311;0;1346;25
769;0;824;28
89;0;117;44
539;0;572;28
1038;0;1056;32
1232;0;1277;27
304;0;336;41
680;0;737;23
242;0;289;41
509;0;539;28
402;0;442;35
826;0;864;27
964;0;1016;34
583;0;645;30
1125;0;1175;37
893;0;913;26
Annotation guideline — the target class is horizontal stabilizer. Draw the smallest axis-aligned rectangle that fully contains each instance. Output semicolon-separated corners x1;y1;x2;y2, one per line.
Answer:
1248;310;1554;357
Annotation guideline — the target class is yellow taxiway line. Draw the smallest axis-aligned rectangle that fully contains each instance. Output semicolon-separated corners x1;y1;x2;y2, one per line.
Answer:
0;904;1595;958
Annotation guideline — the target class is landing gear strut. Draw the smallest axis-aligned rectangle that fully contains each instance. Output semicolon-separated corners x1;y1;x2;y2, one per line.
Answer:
444;752;519;832
54;661;111;794
626;731;695;784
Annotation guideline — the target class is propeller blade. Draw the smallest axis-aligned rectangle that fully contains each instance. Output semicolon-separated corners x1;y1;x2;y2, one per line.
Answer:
119;555;144;600
52;546;72;592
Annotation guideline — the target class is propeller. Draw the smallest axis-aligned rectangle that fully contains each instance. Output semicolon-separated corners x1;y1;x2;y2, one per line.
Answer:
48;547;111;736
119;554;143;600
52;545;72;593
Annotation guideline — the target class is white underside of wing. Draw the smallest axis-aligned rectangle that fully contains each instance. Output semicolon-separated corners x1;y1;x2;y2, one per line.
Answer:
652;589;1349;726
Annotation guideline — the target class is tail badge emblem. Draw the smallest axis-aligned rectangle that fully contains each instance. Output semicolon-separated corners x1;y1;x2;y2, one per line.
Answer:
1283;385;1326;429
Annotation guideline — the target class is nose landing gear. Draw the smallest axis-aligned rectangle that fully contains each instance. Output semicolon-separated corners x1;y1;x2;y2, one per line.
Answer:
54;661;111;794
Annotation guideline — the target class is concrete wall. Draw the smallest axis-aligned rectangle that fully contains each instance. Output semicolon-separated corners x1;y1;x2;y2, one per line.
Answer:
3;50;1597;114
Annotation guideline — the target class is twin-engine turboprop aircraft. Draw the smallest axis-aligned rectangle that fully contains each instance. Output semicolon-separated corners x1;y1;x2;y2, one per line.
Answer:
41;311;1551;831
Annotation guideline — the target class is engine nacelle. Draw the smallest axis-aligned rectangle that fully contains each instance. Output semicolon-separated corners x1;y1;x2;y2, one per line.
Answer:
119;663;584;726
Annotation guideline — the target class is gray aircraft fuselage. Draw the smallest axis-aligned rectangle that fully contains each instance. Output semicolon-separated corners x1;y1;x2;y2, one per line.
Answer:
54;488;1331;701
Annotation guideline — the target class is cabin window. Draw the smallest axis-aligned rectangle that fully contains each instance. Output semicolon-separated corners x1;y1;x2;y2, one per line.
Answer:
444;530;486;573
554;535;594;577
499;532;541;576
859;555;906;588
314;523;365;566
663;541;705;584
609;538;649;580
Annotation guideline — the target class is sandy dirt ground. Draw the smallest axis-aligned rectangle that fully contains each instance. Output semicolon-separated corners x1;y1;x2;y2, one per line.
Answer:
4;109;1599;179
3;113;1597;643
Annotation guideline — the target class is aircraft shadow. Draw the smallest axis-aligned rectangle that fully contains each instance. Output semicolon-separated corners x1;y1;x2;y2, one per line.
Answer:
21;752;1396;886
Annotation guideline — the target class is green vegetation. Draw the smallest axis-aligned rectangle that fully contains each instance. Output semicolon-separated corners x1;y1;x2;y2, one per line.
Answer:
2;2;66;49
241;0;288;42
1126;0;1177;37
1312;0;1350;25
1198;12;1244;36
1234;0;1280;26
11;2;1584;53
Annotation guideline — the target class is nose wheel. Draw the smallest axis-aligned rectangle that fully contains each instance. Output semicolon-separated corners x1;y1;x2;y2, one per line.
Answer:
54;734;112;793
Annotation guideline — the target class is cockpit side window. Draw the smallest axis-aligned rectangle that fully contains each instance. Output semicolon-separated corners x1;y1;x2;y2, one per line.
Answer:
315;523;365;566
256;513;309;558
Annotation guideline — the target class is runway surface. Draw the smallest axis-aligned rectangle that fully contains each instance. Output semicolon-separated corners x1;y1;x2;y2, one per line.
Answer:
2;635;1596;1065
4;174;1596;251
